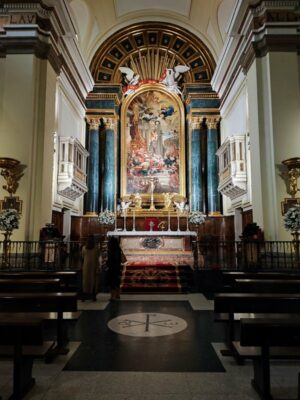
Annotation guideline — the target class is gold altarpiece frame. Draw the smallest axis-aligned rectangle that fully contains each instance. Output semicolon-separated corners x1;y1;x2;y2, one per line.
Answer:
120;84;186;212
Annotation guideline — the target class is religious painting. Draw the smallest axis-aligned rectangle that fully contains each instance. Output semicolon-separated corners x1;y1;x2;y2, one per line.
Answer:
121;84;185;202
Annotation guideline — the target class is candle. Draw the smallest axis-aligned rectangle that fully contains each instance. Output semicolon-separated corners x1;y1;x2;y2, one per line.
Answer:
133;210;136;231
168;210;170;231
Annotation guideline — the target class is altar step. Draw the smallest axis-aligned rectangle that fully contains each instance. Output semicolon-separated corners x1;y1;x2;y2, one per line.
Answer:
121;264;193;293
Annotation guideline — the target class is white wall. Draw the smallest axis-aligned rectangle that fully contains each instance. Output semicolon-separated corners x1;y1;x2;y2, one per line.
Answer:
246;53;300;240
219;71;251;214
0;55;56;240
52;73;87;218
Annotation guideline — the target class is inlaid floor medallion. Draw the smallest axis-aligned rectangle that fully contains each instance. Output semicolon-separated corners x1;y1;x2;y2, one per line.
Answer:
108;312;187;337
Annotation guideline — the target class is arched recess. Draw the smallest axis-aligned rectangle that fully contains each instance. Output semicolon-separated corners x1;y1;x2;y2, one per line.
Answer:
90;22;216;84
85;21;221;216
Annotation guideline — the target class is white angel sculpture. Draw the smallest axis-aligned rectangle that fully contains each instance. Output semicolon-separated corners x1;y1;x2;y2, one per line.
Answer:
120;200;132;212
119;67;140;96
160;65;190;95
174;200;186;213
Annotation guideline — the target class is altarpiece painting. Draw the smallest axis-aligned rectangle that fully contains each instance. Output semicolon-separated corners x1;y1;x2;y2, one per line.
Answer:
121;85;186;204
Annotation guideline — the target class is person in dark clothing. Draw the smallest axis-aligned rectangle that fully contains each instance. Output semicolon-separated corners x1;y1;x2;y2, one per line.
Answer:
107;236;123;300
81;235;100;301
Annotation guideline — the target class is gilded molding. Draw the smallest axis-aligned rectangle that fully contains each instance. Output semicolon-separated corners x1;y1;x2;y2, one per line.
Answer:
103;116;118;130
90;21;215;84
190;116;204;130
87;93;121;105
86;117;101;130
206;116;221;129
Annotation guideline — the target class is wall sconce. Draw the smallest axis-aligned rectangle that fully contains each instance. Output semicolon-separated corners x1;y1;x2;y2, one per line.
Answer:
281;157;300;215
282;158;300;198
0;157;26;213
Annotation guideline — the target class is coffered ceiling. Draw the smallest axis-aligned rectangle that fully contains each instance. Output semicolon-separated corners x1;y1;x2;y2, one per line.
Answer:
69;0;236;67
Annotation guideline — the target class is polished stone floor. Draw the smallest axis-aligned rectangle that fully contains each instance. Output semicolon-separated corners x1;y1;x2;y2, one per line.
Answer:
0;293;299;400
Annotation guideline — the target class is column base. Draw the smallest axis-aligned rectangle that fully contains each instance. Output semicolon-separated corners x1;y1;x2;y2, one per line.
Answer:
208;211;222;217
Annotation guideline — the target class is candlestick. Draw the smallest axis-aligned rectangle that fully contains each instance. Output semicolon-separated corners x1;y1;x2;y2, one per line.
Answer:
124;211;127;231
168;210;171;231
177;212;181;231
133;210;136;231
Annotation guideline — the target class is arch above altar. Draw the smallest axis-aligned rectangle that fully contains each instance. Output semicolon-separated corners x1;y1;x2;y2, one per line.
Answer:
84;21;221;217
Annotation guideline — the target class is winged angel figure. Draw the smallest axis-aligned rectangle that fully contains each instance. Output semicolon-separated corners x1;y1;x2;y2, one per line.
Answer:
120;200;132;212
160;65;190;95
1;164;26;195
174;199;186;213
119;67;140;96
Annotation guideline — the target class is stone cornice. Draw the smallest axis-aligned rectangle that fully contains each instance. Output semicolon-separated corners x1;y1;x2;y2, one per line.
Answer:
0;1;94;105
87;92;121;106
212;0;300;105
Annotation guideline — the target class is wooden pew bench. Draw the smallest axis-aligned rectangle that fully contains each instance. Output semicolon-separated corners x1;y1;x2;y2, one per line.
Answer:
240;318;300;400
0;315;53;399
0;292;78;361
0;271;78;292
0;278;61;293
234;279;300;293
222;271;300;286
214;293;300;363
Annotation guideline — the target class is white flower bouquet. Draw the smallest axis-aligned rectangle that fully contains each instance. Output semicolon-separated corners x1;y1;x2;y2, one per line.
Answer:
98;209;115;225
284;204;300;233
188;210;206;225
0;208;20;232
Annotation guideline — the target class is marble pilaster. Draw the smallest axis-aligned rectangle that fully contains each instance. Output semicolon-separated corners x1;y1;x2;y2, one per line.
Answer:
102;117;117;211
190;116;204;211
85;117;100;215
206;116;221;215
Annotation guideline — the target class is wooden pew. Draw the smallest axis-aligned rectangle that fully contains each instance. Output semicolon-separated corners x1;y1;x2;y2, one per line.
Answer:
240;318;300;400
234;279;300;293
0;292;77;359
0;315;53;399
0;271;78;292
222;271;300;286
0;279;61;293
214;293;300;362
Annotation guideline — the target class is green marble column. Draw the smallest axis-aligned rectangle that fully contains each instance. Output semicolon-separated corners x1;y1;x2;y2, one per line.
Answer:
85;117;100;215
190;116;204;211
207;117;221;215
102;117;116;212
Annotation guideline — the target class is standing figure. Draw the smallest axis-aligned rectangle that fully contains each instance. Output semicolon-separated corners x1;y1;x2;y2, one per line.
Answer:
81;235;100;301
107;236;123;300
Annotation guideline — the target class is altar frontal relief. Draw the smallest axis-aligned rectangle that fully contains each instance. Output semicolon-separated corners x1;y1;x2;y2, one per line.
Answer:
121;86;185;199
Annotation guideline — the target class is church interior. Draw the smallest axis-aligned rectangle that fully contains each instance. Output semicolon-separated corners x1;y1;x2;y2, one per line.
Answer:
0;0;300;399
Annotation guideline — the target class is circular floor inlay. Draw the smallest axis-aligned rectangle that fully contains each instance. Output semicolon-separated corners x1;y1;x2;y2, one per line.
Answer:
107;313;187;337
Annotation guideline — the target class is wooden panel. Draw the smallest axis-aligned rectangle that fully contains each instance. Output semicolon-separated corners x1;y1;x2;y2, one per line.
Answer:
52;210;63;236
242;210;253;229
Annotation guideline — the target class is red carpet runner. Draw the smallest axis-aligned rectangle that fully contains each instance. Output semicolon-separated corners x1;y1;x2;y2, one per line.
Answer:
121;264;193;293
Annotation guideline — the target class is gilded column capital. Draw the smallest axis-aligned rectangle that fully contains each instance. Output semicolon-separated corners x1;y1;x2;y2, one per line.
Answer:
206;116;221;130
86;117;101;130
103;116;118;130
191;116;204;130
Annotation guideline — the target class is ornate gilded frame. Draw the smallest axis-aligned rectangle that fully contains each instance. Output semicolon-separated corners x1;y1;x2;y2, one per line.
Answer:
121;84;186;205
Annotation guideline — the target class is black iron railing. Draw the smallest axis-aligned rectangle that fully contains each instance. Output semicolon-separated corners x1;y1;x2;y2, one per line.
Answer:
0;240;83;271
0;239;299;271
193;240;300;270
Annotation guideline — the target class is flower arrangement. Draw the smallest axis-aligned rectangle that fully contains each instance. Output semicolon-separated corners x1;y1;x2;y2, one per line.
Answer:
98;209;115;225
188;210;206;225
0;208;20;232
284;204;300;233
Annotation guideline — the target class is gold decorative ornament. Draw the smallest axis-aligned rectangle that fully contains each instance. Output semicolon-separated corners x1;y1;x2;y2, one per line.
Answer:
281;158;300;198
0;157;26;214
